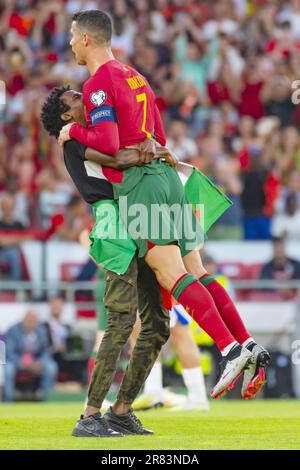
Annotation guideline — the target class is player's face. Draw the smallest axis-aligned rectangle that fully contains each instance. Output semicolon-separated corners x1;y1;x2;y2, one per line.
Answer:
60;90;86;125
70;22;87;65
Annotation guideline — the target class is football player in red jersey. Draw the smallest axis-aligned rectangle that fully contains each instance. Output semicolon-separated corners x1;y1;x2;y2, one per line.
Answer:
58;10;270;431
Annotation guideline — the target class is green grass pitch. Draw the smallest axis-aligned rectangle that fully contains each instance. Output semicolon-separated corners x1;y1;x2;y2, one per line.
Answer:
0;400;299;450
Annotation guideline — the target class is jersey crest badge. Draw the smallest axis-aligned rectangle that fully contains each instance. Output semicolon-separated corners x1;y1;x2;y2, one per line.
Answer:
90;89;106;106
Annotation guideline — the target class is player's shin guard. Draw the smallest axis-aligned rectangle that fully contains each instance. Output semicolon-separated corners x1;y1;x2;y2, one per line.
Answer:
199;274;251;344
171;274;235;351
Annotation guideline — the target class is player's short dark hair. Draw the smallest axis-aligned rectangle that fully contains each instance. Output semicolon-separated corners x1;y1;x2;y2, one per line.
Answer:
72;10;112;45
40;85;71;138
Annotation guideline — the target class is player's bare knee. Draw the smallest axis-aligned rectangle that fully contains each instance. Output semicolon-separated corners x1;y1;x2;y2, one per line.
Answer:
153;269;169;290
152;268;186;292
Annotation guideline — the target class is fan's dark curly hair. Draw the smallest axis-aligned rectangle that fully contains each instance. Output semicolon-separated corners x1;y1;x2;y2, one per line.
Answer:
40;85;71;138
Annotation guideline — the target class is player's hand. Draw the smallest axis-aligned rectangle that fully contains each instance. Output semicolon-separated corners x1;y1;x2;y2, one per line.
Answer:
162;149;178;168
156;147;178;168
126;138;156;164
58;123;73;146
139;138;156;163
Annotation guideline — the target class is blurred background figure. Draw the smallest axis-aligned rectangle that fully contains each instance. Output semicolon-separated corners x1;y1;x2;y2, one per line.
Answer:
260;237;300;282
260;237;300;301
0;194;25;280
241;148;272;240
44;296;88;387
272;192;300;240
44;296;69;361
4;310;58;402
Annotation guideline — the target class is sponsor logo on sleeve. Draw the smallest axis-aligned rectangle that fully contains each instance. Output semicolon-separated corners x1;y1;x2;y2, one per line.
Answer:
90;106;118;125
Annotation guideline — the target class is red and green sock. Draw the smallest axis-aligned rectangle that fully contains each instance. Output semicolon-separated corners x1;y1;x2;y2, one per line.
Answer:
171;274;236;351
199;273;251;344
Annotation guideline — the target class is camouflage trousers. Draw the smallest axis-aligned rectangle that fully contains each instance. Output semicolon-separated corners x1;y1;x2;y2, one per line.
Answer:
87;255;170;408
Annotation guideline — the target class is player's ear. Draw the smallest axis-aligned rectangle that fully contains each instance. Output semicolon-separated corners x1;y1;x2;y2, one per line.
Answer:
83;34;89;47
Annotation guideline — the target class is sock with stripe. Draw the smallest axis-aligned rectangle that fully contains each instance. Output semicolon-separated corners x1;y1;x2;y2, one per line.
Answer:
144;362;164;401
199;274;251;344
182;366;209;408
171;274;236;351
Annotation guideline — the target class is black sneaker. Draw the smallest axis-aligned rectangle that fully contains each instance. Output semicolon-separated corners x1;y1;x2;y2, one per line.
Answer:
104;407;154;435
72;412;123;438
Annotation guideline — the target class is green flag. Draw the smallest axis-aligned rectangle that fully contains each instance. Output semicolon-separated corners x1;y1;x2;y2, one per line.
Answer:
184;167;233;234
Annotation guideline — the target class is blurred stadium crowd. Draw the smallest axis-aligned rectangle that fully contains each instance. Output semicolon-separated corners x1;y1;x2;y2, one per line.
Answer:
1;0;300;267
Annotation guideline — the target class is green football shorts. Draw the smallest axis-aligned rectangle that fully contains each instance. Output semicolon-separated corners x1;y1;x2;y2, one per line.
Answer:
118;163;204;258
89;199;136;275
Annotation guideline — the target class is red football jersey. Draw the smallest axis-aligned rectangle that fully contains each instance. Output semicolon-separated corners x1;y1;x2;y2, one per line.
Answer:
84;59;166;147
70;59;166;182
